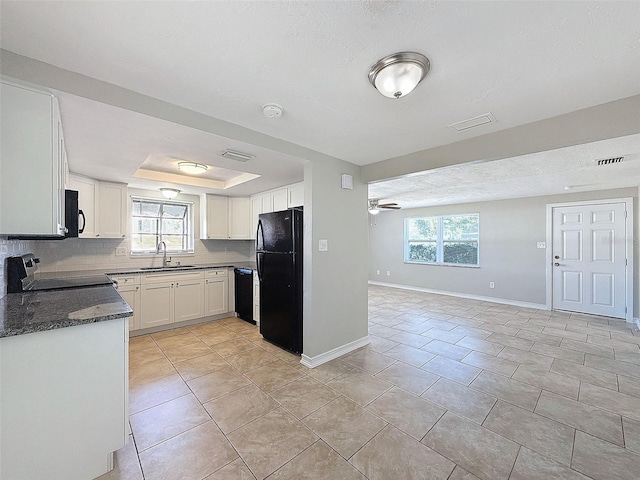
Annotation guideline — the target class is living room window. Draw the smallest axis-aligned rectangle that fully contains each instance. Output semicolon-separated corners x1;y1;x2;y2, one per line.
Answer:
404;214;479;266
130;197;194;254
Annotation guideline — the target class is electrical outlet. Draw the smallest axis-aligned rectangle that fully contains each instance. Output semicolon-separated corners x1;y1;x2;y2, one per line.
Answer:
319;239;328;252
115;247;127;257
489;282;495;289
376;270;380;275
386;271;391;276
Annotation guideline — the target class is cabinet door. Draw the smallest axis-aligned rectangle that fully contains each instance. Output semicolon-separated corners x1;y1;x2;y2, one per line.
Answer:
287;183;304;208
174;278;204;323
229;197;251;239
68;174;99;238
250;195;262;240
140;282;174;328
260;192;273;214
271;188;288;212
204;277;228;316
200;195;229;239
116;285;140;331
98;182;127;238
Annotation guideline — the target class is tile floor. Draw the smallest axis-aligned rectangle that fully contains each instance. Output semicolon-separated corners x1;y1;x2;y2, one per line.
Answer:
98;285;640;480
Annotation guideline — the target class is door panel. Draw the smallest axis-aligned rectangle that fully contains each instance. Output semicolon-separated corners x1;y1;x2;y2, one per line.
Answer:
259;252;296;351
552;202;626;318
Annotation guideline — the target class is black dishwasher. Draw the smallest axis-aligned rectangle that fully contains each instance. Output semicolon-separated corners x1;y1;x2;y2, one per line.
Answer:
234;268;255;324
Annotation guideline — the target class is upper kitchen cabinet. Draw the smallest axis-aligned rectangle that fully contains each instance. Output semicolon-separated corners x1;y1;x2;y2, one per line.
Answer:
271;187;288;212
68;174;98;238
0;80;66;236
200;195;252;240
250;183;304;239
287;182;304;208
98;181;128;238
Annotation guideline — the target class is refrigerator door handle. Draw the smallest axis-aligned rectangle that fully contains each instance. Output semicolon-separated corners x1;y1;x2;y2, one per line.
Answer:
256;219;264;251
256;252;263;282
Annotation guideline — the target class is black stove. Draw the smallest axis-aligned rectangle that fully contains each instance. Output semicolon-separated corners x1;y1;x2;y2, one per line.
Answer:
6;253;113;293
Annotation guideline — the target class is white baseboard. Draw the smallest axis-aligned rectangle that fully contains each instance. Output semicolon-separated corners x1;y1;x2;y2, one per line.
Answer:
301;335;370;369
368;281;547;311
635;317;640;330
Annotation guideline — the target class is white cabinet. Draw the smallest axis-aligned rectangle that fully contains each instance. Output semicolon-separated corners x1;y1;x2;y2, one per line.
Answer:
0;80;66;236
201;195;252;240
98;181;127;238
250;183;304;239
140;271;204;329
250;192;271;240
204;268;229;316
288;182;304;208
68;174;99;238
271;187;288;212
112;274;141;331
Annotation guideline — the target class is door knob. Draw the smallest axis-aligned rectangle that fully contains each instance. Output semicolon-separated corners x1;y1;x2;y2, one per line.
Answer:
554;255;560;259
554;263;560;266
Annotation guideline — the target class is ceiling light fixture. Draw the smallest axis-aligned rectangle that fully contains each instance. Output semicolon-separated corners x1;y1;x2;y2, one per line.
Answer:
160;188;181;199
369;206;380;215
178;162;208;175
368;52;430;99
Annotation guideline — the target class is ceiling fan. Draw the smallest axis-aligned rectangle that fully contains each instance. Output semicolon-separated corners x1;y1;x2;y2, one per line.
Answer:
368;199;400;215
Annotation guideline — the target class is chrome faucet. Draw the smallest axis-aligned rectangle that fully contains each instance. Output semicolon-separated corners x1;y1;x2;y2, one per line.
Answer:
156;241;170;268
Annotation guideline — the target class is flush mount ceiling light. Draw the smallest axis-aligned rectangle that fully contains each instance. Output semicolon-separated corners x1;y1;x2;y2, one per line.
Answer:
368;52;430;99
178;162;208;175
160;188;181;199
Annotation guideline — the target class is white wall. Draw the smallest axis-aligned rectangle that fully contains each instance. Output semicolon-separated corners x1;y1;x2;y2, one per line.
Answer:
369;187;639;318
303;159;369;360
32;188;252;274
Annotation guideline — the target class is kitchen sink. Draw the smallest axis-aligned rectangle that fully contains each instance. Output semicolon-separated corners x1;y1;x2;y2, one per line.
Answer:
140;265;196;270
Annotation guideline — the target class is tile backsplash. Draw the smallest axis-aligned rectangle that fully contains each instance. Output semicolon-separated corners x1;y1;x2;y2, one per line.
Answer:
1;237;36;299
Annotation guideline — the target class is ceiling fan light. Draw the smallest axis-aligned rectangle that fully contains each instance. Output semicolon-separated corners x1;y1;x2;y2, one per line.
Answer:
369;52;430;99
369;207;380;215
178;162;208;175
160;188;180;199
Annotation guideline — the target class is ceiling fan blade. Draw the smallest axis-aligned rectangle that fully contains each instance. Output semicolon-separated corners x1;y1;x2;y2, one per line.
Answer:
380;205;401;209
378;203;399;208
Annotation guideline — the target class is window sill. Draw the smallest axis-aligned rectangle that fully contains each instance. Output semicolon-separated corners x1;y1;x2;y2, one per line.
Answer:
404;261;480;269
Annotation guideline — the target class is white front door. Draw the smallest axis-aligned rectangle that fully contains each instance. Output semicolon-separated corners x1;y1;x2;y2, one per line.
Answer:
552;202;627;318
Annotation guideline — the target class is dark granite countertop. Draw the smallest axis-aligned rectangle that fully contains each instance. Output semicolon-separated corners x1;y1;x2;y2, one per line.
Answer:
0;285;133;338
36;262;257;279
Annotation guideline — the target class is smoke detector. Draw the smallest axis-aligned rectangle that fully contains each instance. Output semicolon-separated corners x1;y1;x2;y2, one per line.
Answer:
262;104;283;118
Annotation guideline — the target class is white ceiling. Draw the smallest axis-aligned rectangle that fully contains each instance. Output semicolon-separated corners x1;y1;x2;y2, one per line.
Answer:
1;1;639;204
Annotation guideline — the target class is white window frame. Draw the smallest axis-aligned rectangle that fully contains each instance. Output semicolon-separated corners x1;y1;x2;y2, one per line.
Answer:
404;213;480;267
130;197;195;255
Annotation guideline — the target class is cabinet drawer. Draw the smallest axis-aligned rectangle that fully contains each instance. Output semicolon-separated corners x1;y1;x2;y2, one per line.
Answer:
205;268;228;278
110;275;140;286
142;271;204;284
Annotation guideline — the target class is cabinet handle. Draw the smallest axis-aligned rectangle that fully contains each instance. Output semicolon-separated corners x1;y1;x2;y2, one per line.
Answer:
96;234;100;237
136;286;139;291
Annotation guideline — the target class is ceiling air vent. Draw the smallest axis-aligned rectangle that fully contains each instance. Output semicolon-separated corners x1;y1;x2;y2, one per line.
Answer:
221;150;255;162
449;113;497;132
595;156;624;166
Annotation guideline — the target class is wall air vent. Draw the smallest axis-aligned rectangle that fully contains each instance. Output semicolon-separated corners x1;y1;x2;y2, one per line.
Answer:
595;156;624;166
221;150;255;162
449;113;497;132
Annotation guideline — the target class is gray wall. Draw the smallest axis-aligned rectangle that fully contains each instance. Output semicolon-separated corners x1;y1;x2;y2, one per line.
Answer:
369;188;639;317
303;158;369;359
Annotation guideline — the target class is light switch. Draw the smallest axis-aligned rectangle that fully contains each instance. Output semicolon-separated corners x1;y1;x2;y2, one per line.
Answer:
536;242;546;249
319;239;328;252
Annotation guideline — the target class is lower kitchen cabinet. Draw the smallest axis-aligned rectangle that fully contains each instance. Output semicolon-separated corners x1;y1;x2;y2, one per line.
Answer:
204;268;228;316
111;274;141;331
140;271;204;329
175;274;205;322
140;281;174;329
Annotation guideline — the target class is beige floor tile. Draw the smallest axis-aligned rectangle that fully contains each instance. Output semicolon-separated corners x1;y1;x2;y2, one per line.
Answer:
205;458;256;479
212;337;260;357
367;387;445;439
485;332;534;350
484;400;575;466
228;409;317;480
422;355;481;385
269;376;339;419
188;321;228;337
448;466;481;480
572;431;640;480
129;344;166;366
139;421;238;480
420;339;472;361
535;390;623;445
95;435;143;480
455;336;505;356
579;382;640;421
150;327;191;340
618;374;640;398
129;356;176;386
584;353;640;379
587;335;640;354
374;361;439;395
512;365;580;399
366;335;399;353
394;321;430;334
615;351;640;366
199;329;241;346
187;365;252;403
340;348;397;374
268;440;365;479
515;330;562;347
305;358;355;383
173;351;229;381
462;351;519;377
326;370;392;406
510;447;590;480
130;393;210;451
351;425;455;480
369;324;399;338
422;411;519;480
226;347;279;373
244;360;306;392
529;342;585;364
129;372;190;414
497;346;554;370
382;344;435;367
204;385;280;434
423;328;466;344
130;334;156;348
422;377;496;423
623;417;640;454
550;358;618;390
302;396;386;459
161;340;214;363
542;327;587;342
154;332;202;350
470;370;541;411
388;331;431;348
559;338;614;358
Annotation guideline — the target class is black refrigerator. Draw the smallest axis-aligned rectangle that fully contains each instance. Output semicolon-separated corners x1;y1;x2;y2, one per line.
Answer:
256;208;303;354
